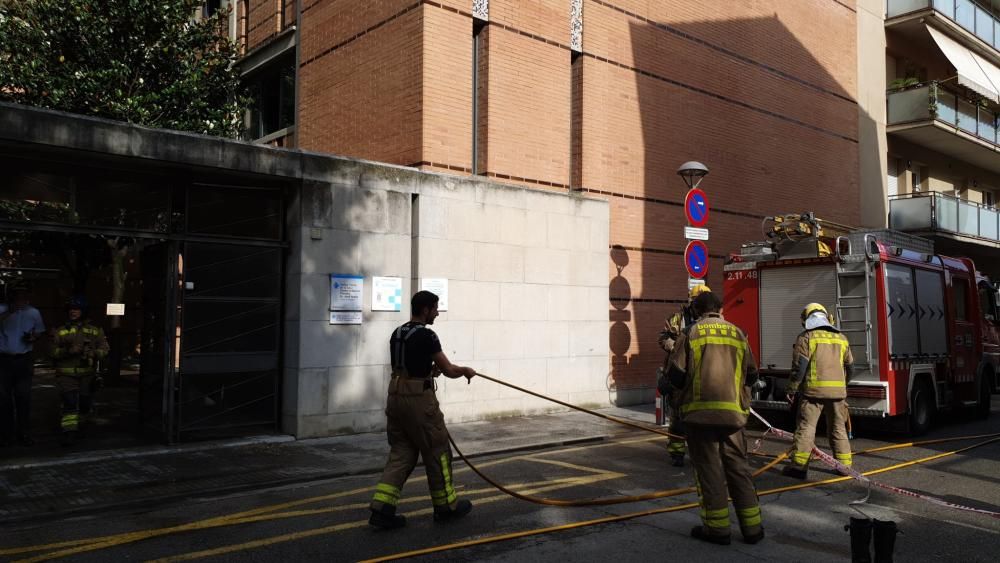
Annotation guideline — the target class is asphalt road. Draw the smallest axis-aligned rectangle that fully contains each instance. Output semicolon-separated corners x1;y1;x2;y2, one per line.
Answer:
2;398;999;562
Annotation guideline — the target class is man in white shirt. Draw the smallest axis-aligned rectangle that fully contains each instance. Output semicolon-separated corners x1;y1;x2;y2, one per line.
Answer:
0;282;46;447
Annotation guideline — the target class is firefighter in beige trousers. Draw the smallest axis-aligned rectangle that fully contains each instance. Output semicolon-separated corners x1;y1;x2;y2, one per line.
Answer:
783;303;855;479
368;290;477;530
667;292;764;546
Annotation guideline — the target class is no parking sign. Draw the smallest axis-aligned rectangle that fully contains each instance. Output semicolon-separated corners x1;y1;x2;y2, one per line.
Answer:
684;188;710;228
684;240;709;279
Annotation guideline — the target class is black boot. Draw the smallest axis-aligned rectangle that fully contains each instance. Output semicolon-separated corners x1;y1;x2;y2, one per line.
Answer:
690;525;731;545
670;454;685;467
844;517;872;563
368;505;406;530
782;465;808;480
873;519;898;563
433;499;472;523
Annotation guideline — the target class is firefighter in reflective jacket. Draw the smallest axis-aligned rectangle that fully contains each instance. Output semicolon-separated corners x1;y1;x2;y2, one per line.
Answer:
782;303;854;479
657;284;713;466
666;291;764;546
368;290;478;530
51;297;109;445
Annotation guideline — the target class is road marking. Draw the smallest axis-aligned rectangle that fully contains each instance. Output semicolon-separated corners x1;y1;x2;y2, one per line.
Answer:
8;462;626;562
3;433;666;561
145;472;628;563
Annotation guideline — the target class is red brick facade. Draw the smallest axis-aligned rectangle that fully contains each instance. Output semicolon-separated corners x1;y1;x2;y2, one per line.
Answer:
247;0;861;394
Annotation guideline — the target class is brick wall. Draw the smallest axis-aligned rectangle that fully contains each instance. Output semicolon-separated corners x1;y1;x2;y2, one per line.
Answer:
292;0;862;401
298;1;424;165
243;0;296;53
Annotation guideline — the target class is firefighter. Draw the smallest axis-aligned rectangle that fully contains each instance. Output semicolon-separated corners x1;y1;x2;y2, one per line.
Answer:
657;284;713;467
368;290;477;530
666;291;764;546
51;297;109;446
782;303;854;479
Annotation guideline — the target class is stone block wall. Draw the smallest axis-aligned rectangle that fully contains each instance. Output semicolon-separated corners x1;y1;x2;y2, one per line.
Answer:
285;159;609;437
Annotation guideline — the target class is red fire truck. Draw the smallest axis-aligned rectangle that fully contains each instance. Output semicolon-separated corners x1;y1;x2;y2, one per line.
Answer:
723;215;999;434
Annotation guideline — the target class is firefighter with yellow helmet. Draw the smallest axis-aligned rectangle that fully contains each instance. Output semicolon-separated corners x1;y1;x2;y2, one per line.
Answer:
51;297;109;446
782;303;854;479
665;291;763;545
657;283;713;467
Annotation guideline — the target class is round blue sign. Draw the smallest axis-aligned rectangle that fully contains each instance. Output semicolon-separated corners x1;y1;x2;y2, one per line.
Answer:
685;240;709;279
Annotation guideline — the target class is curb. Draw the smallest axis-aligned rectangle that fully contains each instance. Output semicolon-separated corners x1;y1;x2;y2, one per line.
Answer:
0;435;296;472
0;432;627;527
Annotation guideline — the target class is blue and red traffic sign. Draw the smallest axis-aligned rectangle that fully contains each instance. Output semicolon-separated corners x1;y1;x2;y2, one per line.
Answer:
684;188;710;228
685;240;709;279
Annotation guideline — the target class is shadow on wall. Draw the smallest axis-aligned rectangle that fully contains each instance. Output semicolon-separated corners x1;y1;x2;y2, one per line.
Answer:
606;10;865;400
288;174;406;435
607;245;632;401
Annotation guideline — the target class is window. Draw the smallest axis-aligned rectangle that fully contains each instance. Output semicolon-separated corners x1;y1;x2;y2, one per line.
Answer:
911;166;923;193
954;278;970;321
887;157;899;197
203;0;223;18
245;54;295;141
472;18;487;175
985;190;996;208
979;281;998;322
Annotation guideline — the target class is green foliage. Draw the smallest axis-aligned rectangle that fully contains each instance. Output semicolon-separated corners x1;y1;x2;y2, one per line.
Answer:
0;0;246;137
888;77;920;91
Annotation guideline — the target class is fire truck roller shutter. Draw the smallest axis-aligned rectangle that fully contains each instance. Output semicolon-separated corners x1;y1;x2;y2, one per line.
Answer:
759;265;838;372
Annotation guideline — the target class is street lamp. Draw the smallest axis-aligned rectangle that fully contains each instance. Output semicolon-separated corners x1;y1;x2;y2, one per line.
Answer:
676;161;709;190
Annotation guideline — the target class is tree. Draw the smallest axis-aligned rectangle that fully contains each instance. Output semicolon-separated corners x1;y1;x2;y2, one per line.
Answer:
0;0;246;137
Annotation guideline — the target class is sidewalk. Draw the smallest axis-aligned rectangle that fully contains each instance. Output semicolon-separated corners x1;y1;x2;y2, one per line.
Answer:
0;404;653;525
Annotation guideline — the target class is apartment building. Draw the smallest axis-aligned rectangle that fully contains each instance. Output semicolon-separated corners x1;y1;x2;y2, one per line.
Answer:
233;0;861;402
860;0;1000;282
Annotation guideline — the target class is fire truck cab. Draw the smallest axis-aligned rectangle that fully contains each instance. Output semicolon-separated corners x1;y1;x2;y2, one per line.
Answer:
724;224;999;434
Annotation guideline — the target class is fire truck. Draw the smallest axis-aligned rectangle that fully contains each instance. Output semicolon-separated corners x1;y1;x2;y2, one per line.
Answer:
723;213;999;434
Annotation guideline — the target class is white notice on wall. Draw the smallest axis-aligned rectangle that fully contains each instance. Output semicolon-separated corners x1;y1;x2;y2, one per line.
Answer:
372;276;403;312
330;274;364;311
420;278;448;311
106;303;125;316
329;311;363;325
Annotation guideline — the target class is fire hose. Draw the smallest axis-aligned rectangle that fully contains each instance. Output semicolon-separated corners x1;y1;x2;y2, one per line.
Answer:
448;372;1000;514
361;372;1000;562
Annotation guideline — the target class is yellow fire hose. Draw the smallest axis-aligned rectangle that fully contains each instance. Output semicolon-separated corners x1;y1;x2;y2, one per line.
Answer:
363;434;1000;563
453;372;1000;509
357;372;1000;563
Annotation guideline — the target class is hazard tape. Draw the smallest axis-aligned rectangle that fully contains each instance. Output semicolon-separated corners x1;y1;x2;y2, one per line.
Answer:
750;409;1000;519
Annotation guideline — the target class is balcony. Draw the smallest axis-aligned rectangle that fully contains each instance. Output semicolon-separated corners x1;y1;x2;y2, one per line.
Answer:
887;82;1000;174
890;192;1000;246
888;0;1000;55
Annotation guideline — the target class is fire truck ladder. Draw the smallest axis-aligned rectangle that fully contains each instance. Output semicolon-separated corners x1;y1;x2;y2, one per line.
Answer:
834;234;877;375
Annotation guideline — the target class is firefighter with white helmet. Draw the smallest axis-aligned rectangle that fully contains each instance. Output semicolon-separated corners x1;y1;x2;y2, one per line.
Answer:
657;283;713;467
782;303;855;479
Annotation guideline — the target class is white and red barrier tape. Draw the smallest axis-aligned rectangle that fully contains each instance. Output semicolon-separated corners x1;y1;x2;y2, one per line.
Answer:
749;408;1000;519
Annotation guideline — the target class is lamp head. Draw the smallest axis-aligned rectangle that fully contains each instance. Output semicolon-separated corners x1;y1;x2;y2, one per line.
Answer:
677;161;709;190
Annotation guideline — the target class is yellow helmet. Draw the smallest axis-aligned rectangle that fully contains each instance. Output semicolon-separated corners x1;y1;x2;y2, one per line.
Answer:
689;284;712;299
801;303;828;323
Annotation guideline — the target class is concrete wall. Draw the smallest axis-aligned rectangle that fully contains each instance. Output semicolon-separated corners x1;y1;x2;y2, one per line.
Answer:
857;0;889;228
284;160;610;438
0;102;609;440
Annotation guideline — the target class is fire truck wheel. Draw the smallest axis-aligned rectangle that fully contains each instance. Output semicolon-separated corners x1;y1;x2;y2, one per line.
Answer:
909;381;934;436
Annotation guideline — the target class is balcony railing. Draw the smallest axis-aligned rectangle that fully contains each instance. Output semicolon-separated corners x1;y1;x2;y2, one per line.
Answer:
888;0;1000;51
887;82;1000;144
890;191;1000;242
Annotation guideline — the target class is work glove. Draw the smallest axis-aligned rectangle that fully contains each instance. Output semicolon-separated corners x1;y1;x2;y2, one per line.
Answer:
785;387;798;404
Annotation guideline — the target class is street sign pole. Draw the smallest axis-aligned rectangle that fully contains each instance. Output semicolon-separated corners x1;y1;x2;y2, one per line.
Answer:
684;187;710;289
